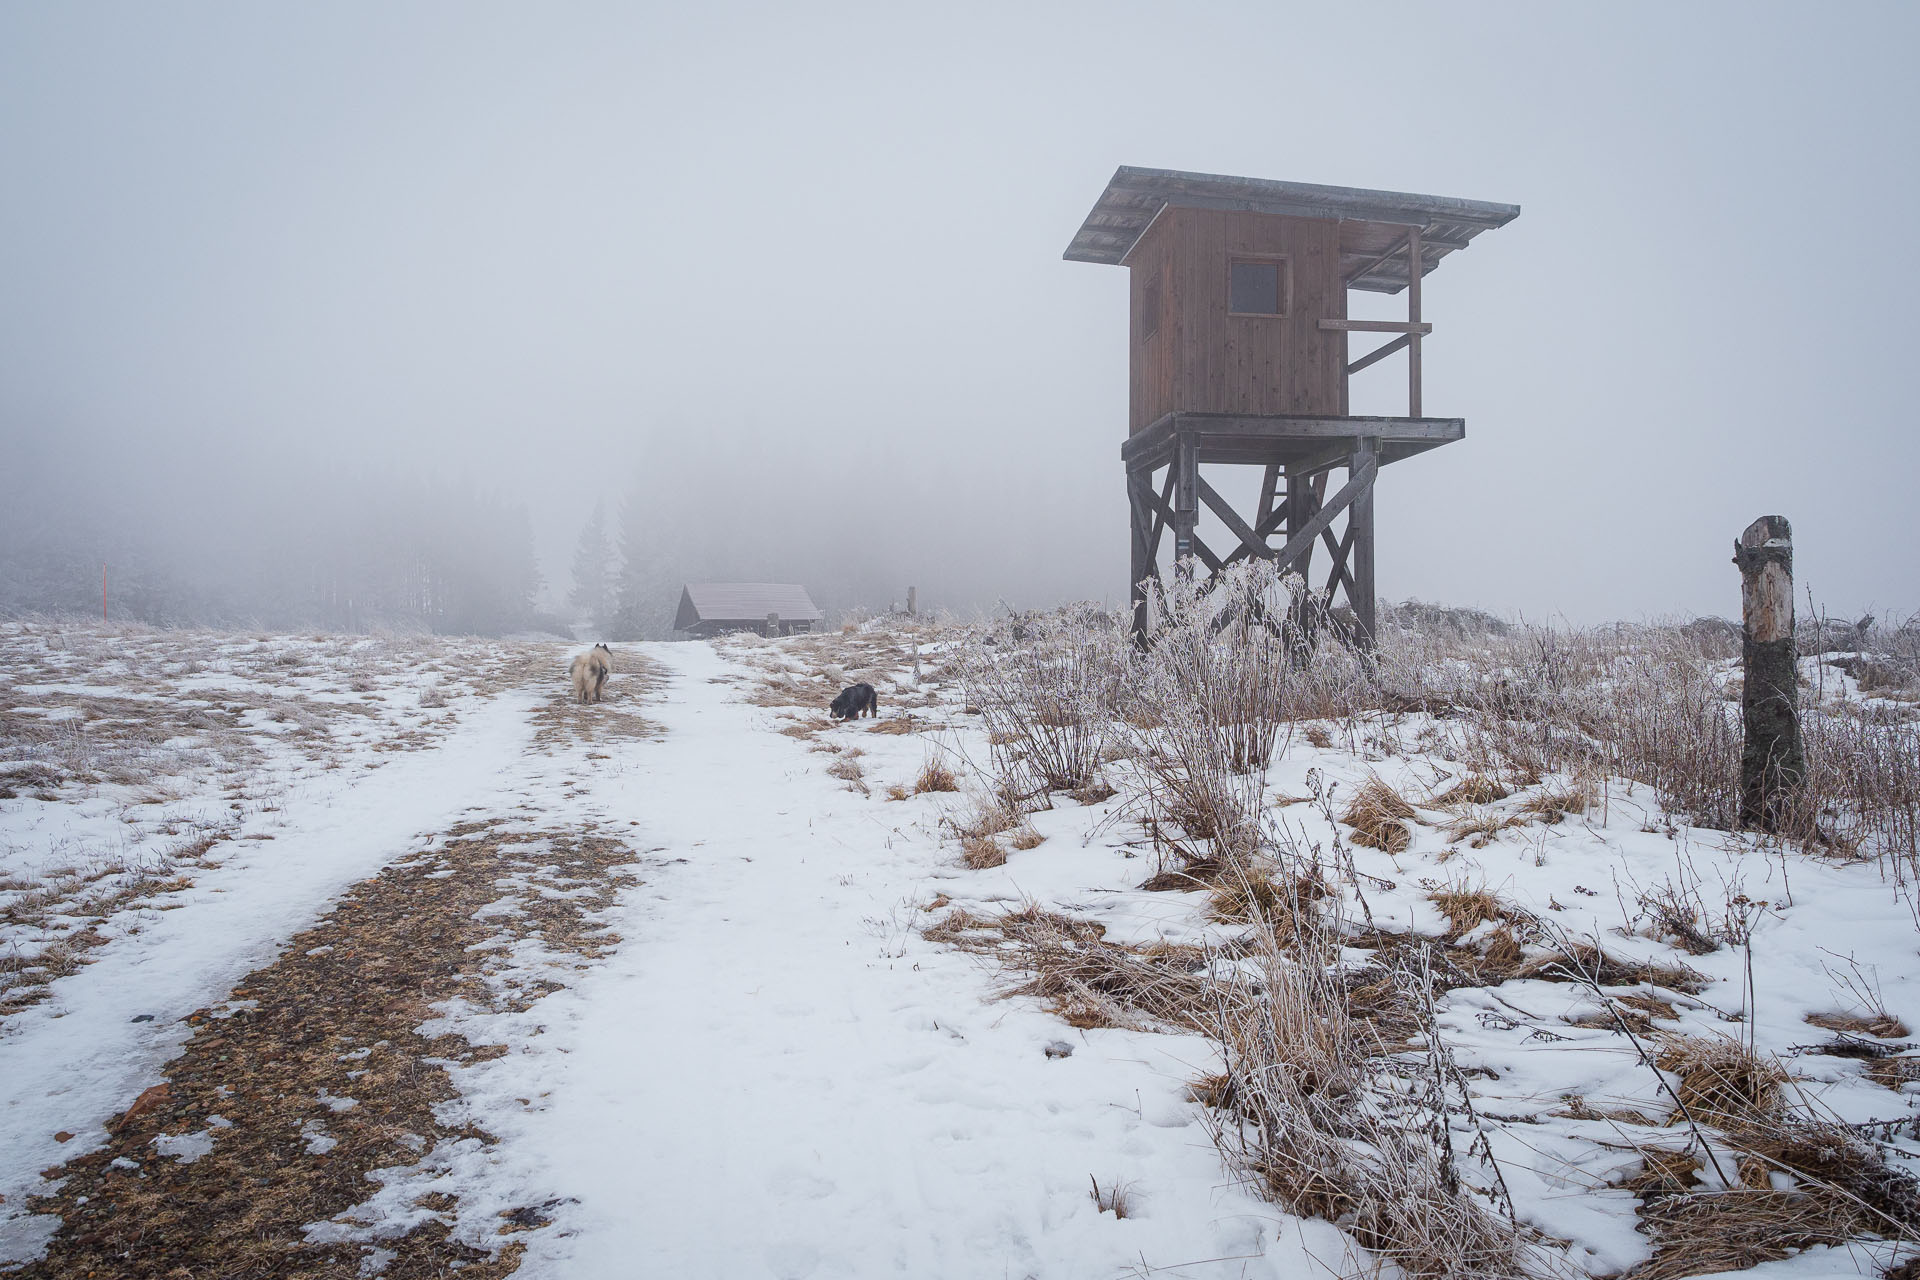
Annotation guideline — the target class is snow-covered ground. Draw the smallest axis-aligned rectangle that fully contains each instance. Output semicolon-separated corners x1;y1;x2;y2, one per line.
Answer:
3;618;1917;1278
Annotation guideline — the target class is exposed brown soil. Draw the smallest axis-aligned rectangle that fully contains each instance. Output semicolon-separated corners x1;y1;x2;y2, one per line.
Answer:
528;652;664;750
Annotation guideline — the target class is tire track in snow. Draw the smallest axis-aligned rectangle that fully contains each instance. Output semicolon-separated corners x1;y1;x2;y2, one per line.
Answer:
0;688;542;1265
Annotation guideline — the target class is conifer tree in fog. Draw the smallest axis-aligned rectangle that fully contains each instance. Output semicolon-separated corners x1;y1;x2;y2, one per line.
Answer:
607;475;690;641
568;502;614;632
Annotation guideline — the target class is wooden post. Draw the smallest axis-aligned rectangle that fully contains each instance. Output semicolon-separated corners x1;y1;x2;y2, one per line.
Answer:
1172;430;1198;579
1733;516;1804;829
1283;471;1317;582
907;586;916;617
1406;228;1422;418
1128;468;1153;641
101;563;108;623
766;611;780;638
1349;437;1378;648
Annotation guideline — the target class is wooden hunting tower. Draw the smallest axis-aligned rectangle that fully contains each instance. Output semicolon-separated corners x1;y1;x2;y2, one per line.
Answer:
1065;166;1519;642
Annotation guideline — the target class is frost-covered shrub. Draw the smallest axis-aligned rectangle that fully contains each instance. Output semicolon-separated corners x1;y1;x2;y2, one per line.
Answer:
1123;563;1304;861
961;608;1129;796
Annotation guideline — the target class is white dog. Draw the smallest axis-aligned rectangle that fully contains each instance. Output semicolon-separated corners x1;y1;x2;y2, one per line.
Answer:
569;644;612;704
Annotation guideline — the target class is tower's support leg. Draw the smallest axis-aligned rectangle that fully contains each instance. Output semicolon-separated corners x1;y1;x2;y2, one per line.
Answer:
1350;436;1378;649
1173;428;1198;579
1127;467;1153;641
1284;468;1323;650
1284;469;1321;584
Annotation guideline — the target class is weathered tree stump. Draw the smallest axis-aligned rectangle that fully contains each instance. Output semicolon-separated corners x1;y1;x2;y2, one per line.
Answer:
1732;515;1805;830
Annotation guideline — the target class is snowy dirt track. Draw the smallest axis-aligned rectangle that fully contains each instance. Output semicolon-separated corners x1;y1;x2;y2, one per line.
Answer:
1;633;1316;1278
488;642;1312;1279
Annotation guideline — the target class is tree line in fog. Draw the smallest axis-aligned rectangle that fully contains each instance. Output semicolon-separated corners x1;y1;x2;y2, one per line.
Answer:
0;475;548;636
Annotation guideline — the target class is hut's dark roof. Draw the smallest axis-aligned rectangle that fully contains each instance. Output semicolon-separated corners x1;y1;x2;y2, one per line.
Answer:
675;583;823;630
1064;166;1520;294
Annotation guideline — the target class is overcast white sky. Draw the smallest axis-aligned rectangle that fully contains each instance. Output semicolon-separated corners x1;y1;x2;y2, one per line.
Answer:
2;2;1915;623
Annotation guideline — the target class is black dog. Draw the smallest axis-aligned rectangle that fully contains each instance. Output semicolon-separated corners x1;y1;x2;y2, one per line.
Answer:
829;682;878;720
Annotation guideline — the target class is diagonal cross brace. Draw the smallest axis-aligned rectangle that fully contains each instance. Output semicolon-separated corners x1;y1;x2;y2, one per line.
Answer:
1268;456;1377;573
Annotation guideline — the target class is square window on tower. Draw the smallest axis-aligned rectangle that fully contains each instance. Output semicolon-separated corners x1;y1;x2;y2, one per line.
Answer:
1228;258;1287;316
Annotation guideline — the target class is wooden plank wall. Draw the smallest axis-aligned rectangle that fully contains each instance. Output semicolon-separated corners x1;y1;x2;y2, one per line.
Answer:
1128;207;1346;432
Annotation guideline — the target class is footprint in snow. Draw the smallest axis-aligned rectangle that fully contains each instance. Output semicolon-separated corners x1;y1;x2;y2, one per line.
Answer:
767;1167;837;1201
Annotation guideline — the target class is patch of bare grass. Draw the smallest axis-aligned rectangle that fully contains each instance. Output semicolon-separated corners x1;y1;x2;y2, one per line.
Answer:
914;758;958;794
1524;942;1710;995
1428;880;1509;940
923;903;1210;1032
1089;1176;1135;1218
1654;1033;1786;1124
1518;780;1595;824
1342;776;1416;853
1007;823;1045;851
1431;774;1511;807
960;835;1006;869
825;748;868;794
1865;1056;1920;1091
954;792;1017;840
1806;1009;1909;1039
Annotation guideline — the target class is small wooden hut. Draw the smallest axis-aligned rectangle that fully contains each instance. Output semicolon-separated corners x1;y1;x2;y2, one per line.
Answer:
1064;166;1519;643
673;583;823;638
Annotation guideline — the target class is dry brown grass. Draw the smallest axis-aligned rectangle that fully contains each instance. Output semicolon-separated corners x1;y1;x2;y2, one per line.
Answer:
1428;881;1508;940
1443;807;1525;847
826;750;868;794
1430;774;1512;807
1518;780;1596;824
867;717;919;735
1619;1147;1701;1196
1089;1176;1135;1219
954;793;1017;841
923;903;1211;1032
960;835;1007;869
1008;823;1045;851
1187;1072;1235;1109
1341;776;1416;853
915;758;958;794
1866;1056;1920;1091
1523;943;1710;994
1655;1034;1787;1123
1207;861;1327;933
1627;1189;1874;1280
1806;1009;1910;1039
1620;1046;1920;1280
1614;1033;1920;1276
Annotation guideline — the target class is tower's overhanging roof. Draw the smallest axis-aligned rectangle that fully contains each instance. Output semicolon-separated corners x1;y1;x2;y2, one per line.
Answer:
1064;166;1520;293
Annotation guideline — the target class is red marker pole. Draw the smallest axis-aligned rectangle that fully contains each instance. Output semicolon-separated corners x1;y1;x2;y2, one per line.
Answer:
102;563;108;622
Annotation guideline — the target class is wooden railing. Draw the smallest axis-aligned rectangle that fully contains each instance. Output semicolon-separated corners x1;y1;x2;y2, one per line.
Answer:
1323;226;1427;415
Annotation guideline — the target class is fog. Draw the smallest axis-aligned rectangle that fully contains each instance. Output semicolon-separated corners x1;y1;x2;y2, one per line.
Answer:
3;2;1915;633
